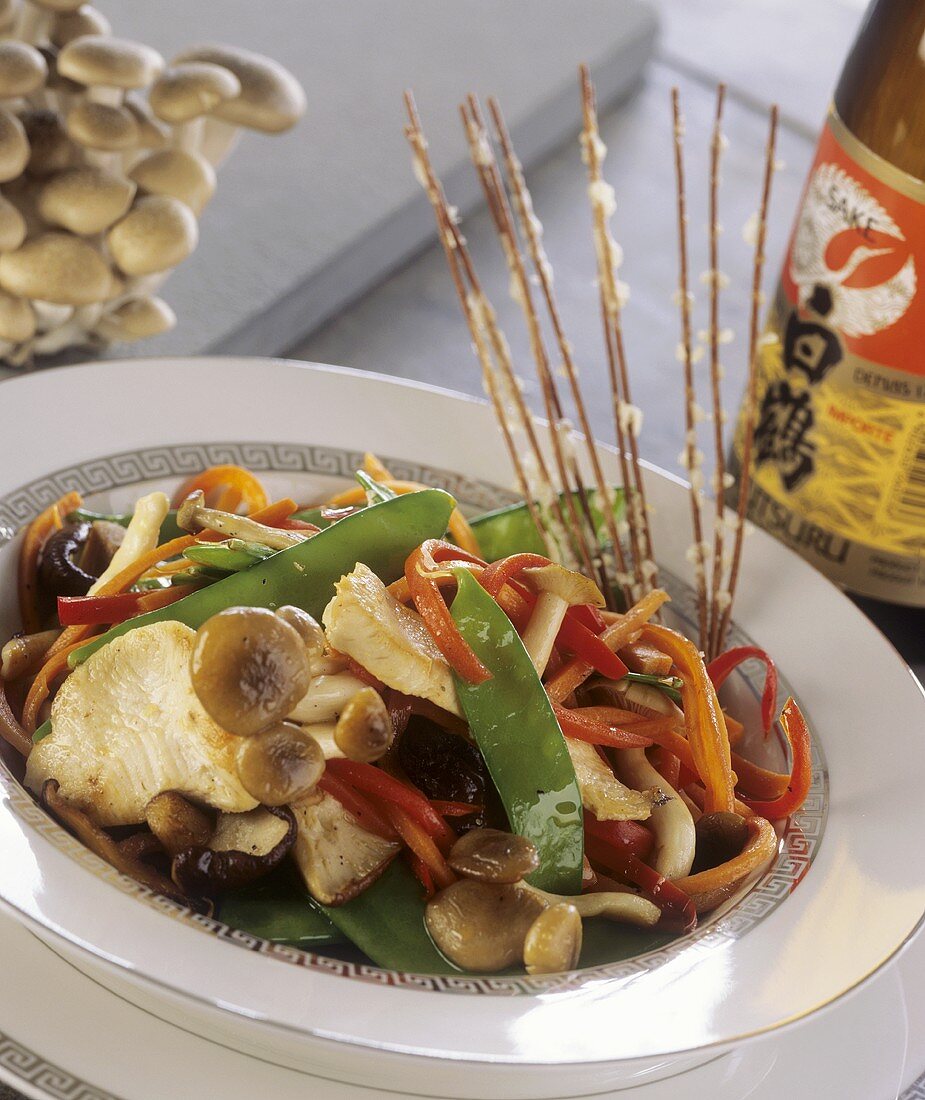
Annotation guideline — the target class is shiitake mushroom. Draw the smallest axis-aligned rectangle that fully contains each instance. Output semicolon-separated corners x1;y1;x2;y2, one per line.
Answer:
190;606;312;737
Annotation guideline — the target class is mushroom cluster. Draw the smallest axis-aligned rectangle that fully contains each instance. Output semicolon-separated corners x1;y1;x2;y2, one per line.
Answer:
0;3;305;365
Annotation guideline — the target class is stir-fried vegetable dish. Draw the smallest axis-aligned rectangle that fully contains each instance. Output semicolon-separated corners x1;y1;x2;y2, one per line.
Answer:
0;457;811;975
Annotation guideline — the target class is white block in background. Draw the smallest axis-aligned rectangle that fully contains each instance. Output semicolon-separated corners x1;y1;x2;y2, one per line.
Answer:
14;0;657;367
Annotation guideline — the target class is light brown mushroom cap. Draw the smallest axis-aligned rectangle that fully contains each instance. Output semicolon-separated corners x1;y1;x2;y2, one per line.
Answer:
38;166;135;234
0;43;48;98
0;109;28;183
173;45;305;132
96;295;175;341
58;35;163;89
21;108;78;175
129;148;214;215
37;46;82;95
66;100;138;150
32;0;85;11
149;62;240;124
0;194;26;251
0;0;19;33
124;95;170;149
0;232;112;304
0;288;34;341
107;195;197;276
51;5;112;49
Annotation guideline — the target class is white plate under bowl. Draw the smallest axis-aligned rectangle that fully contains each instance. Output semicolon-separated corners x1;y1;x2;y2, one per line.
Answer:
0;358;923;1098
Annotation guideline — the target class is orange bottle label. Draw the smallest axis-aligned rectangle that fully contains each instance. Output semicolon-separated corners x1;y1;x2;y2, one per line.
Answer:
735;111;925;606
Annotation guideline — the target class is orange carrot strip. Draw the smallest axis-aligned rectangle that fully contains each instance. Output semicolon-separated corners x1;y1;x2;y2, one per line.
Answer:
21;638;93;733
740;699;812;818
379;800;456;889
672;815;778;913
642;624;735;815
17;491;83;634
170;464;268;513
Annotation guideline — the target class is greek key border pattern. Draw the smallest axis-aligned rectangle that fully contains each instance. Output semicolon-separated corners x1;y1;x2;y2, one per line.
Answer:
0;443;826;999
0;1027;116;1100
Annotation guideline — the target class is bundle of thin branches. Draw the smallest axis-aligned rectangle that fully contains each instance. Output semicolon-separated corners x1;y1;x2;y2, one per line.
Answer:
404;69;778;659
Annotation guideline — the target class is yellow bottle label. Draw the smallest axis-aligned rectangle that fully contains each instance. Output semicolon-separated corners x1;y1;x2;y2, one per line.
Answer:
734;111;925;605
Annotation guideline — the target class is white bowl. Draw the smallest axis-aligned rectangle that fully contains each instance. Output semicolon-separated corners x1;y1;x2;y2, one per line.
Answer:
1;358;923;1098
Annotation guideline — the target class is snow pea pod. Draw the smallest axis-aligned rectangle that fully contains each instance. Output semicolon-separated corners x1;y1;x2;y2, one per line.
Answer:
219;866;345;948
69;489;456;668
449;569;584;895
183;539;275;572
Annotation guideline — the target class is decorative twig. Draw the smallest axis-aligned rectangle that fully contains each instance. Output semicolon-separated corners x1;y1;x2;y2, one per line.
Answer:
716;104;780;653
670;86;709;652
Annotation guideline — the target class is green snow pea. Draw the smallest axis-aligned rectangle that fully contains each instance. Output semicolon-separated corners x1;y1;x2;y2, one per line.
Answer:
219;866;345;948
69;488;456;668
183;539;275;572
471;487;625;562
313;860;459;973
449;569;583;895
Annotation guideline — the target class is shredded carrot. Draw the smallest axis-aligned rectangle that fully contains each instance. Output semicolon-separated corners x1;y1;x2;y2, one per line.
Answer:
740;698;812;819
21;637;93;733
17;491;82;634
170;464;268;514
362;451;393;482
379;800;456;889
324;480;480;556
545;588;669;704
673;815;778;913
642;624;736;815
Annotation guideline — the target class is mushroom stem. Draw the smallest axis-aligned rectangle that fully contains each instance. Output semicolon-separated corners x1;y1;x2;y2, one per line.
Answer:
14;3;48;45
521;591;568;677
196;116;239;166
171;115;204;154
178;489;307;550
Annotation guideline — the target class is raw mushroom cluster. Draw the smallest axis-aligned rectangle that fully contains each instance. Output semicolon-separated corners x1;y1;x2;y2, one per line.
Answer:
0;1;305;365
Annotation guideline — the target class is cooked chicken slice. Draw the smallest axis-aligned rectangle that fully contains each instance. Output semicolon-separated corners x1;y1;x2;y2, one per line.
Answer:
566;738;657;822
322;563;461;717
26;621;257;826
291;790;399;906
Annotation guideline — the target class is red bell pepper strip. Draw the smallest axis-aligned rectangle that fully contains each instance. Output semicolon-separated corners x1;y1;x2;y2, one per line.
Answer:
378;800;456;889
555;615;629;681
407;852;436;898
405;541;491;685
57;585;194;627
739;698;812;819
583;811;654;861
479;552;551;598
707;646;778;736
552;703;652;749
568;603;606;633
317;772;398;841
430;799;484;817
325;758;455;846
584;832;697;932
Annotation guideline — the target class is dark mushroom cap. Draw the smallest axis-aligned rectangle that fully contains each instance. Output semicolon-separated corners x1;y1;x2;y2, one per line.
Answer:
173;44;305;132
0;42;47;97
190;606;313;737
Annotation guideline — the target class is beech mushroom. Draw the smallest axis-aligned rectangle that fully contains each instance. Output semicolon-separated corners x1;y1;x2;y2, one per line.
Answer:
0;285;33;341
0;231;111;304
0;194;25;250
149;61;240;124
0;628;59;680
128;148;215;215
0;41;47;97
235;720;325;805
177;489;305;549
145;790;214;856
425;880;545;972
522;881;661;927
173;44;305;133
0;0;17;33
37;164;134;232
65;98;138;150
94;295;175;342
106;193;197;275
57;35;163;96
276;605;325;659
523;903;583;974
0;108;28;181
190;606;313;737
332;685;393;763
172;805;296;895
32;0;86;12
447;828;540;885
520;562;606;676
123;94;169;149
20;107;77;174
50;5;111;49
